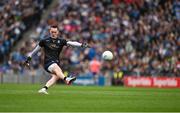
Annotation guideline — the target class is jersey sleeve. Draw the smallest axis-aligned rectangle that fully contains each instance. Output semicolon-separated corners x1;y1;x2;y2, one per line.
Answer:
39;39;44;47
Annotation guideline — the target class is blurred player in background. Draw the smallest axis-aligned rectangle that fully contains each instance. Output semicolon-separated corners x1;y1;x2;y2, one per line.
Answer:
24;25;89;94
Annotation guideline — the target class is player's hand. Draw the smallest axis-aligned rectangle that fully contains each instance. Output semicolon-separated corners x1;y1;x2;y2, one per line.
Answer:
23;56;32;68
81;43;90;48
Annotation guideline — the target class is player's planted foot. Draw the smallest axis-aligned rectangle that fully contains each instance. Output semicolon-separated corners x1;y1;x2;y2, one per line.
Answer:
65;76;76;85
38;88;48;95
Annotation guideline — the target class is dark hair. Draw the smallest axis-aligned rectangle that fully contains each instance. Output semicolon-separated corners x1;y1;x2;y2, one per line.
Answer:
50;25;60;31
50;25;58;29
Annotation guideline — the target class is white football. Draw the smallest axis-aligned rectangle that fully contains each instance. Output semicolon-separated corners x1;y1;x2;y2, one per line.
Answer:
102;51;113;60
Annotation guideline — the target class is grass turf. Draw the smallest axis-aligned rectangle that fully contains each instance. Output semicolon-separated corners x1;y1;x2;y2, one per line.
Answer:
0;84;180;112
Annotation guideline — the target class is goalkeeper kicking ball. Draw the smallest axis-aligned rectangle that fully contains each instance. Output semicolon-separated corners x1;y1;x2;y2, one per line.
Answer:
102;51;113;60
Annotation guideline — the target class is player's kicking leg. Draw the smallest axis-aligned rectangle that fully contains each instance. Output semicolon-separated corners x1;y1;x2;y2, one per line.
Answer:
38;63;76;94
49;63;76;85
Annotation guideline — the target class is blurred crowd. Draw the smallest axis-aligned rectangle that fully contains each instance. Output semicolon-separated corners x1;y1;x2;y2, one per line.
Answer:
1;0;180;77
0;0;51;73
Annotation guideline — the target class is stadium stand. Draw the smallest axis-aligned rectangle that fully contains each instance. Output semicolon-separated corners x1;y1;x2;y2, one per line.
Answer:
0;0;51;61
0;0;179;82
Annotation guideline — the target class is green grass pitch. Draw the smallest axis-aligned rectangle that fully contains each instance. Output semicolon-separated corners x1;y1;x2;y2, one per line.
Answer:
0;84;180;112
